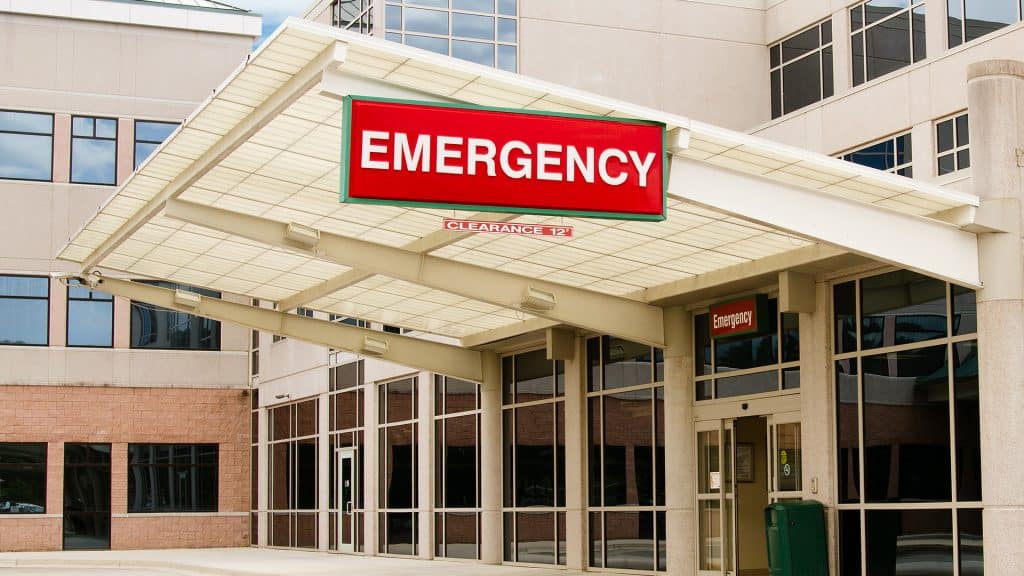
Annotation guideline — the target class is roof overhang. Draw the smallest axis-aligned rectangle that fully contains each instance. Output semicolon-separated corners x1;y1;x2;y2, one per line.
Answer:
57;18;983;365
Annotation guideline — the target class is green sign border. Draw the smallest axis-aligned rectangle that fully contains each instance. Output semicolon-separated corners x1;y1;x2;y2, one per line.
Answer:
340;95;668;222
709;294;772;340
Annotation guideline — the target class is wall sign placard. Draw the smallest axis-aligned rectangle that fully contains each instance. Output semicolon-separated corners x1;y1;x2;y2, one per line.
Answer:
710;294;770;339
341;96;667;220
443;218;573;237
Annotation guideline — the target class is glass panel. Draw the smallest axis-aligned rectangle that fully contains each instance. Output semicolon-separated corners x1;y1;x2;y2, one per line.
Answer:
821;20;832;43
405;34;449;54
497;44;517;72
776;423;801;491
781;26;820;62
589;511;603;568
0;443;46;514
0;110;52;133
782;53;822;115
957;149;971;170
405;7;448;34
135;121;176;143
444;512;478;559
782;367;801;390
958;509;983;576
839;510;862;576
697;430;720;494
497;17;516;42
72;116;93;137
444;377;477;414
603;389;652;506
515;349;552;401
515;403;554;507
502;409;513;507
911;5;926;62
603;336;652;389
452;40;495;66
452;12;493;39
716;371;779;398
295;399;317;437
0;133;52;181
836;359;859;503
408;0;448;7
67;291;113;347
385;511;417;555
864;12;911;81
385;378;415;423
852;31;865;86
770;43;780;68
605;511;654;571
71;138;116;185
715;298;778;371
781;313;800;362
952;284;977;335
954;340;981;501
865;509;953;576
771;69;782;119
386;31;403;43
964;0;1016;42
937;119;955;152
130;282;220;350
822;46;834;98
386;4;402;29
948;0;964;47
498;0;516;15
861;270;947;350
95;118;116;139
0;287;48;346
863;345;951;502
383;424;416;508
695;313;712;375
444;415;477;508
453;0;493;11
956;114;970;146
851;5;864;30
698;500;721;570
295;438;317;509
588;397;601;507
655;387;665;506
865;0;908;26
938;153;956;175
63;443;111;550
517;511;555;564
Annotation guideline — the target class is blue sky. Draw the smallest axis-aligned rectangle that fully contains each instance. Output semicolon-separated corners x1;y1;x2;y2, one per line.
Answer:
227;0;311;45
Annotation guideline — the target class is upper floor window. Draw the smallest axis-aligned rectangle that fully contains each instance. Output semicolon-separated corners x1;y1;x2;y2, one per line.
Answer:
67;279;114;348
130;281;220;350
841;132;913;177
0;275;49;346
71;116;117;185
134;121;178;170
0;110;53;182
384;0;519;72
948;0;1021;48
0;443;47;514
936;113;970;175
851;0;926;86
332;0;374;34
770;20;834;118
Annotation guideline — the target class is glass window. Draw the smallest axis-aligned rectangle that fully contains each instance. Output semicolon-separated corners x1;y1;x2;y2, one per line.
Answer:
841;132;913;177
0;443;47;514
937;113;970;175
71;116;117;185
948;0;1019;48
769;19;834;118
850;0;926;86
333;0;374;34
866;509;953;574
130;281;220;350
861;270;946;349
127;444;218;512
67;280;113;347
0;275;49;346
385;0;518;70
133;121;177;169
0;110;53;181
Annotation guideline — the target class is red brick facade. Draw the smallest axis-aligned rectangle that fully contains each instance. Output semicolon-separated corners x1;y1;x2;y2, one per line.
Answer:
0;386;250;551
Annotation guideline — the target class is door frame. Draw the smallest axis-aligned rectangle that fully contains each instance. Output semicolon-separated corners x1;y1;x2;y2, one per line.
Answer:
336;446;358;553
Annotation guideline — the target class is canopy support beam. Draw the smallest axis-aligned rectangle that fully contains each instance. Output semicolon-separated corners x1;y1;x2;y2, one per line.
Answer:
669;156;982;287
84;275;484;382
164;198;667;347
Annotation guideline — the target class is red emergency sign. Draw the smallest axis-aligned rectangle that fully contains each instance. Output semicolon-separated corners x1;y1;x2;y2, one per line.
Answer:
341;96;666;220
710;295;769;339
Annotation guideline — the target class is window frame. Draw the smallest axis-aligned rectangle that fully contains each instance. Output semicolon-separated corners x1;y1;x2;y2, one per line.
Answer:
936;112;970;176
769;18;835;119
0;109;54;183
0;442;48;514
850;0;927;87
128;281;221;351
132;119;179;170
947;0;1022;48
839;130;914;177
126;443;219;514
66;280;114;349
0;274;50;347
70;115;119;186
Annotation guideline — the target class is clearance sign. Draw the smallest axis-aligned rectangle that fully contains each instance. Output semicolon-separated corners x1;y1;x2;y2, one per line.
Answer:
341;96;667;220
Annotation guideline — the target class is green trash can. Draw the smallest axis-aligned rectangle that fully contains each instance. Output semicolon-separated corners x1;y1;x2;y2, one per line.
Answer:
764;500;828;576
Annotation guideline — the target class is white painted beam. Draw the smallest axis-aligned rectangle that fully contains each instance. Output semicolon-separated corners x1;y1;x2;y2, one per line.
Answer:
669;156;981;287
85;275;483;382
79;40;349;271
164;199;667;347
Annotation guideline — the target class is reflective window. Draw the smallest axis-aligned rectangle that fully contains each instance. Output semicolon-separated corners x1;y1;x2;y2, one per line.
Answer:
0;443;46;514
130;281;220;350
948;0;1020;48
332;0;374;34
861;270;946;350
384;0;518;71
67;279;113;347
379;377;418;555
434;375;480;559
268;399;319;549
850;0;926;86
71;116;117;185
841;131;913;177
328;361;366;552
769;19;834;118
0;275;49;346
0;110;53;181
127;444;218;512
133;121;177;170
937;113;970;175
866;510;953;574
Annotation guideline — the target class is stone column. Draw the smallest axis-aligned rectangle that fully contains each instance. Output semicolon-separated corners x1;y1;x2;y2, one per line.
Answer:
562;334;587;570
318;390;330;551
663;306;695;576
418;371;433;559
966;59;1024;576
479;352;503;564
257;406;269;547
364;375;379;555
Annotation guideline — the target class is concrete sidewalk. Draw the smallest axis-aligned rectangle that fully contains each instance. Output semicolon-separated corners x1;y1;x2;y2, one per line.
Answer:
0;548;586;576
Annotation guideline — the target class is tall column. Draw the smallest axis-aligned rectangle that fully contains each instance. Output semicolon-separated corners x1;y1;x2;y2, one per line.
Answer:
257;406;269;547
318;390;330;551
967;60;1024;576
562;335;587;570
364;374;379;555
418;371;434;558
479;352;503;564
663;306;695;576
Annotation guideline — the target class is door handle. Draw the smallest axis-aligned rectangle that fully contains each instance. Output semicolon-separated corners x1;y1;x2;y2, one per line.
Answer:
345;500;353;514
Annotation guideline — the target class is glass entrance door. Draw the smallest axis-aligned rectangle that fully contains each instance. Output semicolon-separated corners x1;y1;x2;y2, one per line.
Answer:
767;413;802;503
696;420;737;576
336;447;358;553
63;443;111;550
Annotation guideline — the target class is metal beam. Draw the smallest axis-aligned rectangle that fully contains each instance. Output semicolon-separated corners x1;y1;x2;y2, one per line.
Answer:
669;156;982;287
85;275;484;382
79;41;349;271
276;211;520;312
164;199;667;347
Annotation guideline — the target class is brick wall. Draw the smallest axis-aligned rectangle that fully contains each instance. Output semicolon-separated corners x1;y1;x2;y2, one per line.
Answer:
0;385;250;551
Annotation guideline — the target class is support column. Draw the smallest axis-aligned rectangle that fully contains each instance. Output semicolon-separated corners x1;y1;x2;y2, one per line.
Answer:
364;373;379;555
418;371;433;559
798;282;836;558
967;60;1024;576
257;406;269;547
562;335;587;570
318;389;330;551
479;352;503;564
664;306;695;576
